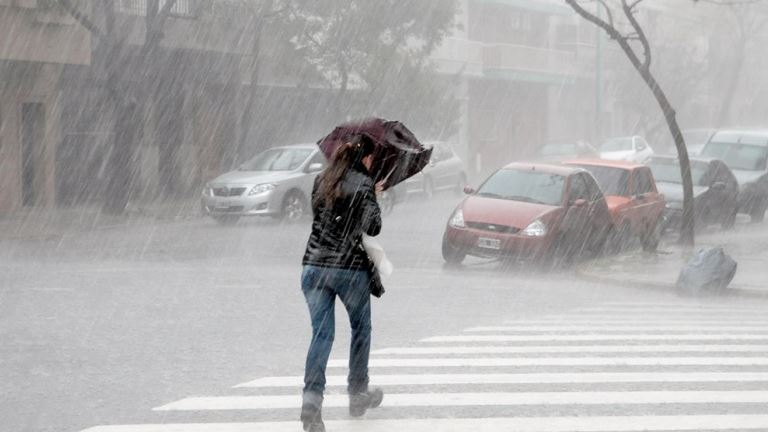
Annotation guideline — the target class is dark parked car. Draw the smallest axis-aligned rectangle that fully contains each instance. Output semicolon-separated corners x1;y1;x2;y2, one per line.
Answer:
648;155;739;231
700;130;768;222
441;162;613;265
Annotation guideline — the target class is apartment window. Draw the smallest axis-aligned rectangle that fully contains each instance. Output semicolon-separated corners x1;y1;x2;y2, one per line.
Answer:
116;0;197;18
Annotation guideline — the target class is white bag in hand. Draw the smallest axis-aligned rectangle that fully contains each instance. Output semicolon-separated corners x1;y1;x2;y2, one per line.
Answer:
361;235;393;278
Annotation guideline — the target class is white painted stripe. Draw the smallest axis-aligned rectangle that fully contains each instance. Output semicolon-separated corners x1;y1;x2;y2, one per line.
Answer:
468;325;768;332
505;318;768;324
234;371;768;388
155;391;768;411
423;334;768;342
600;302;765;308
75;415;768;432
327;356;768;368
372;344;768;355
572;307;767;314
585;304;767;310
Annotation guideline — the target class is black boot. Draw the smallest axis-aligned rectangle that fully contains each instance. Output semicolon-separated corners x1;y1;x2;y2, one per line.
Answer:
301;392;325;432
349;388;384;417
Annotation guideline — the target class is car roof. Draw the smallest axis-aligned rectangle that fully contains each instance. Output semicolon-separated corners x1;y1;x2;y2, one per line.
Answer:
562;159;644;170
502;161;582;176
272;143;318;150
649;154;717;164
710;130;768;146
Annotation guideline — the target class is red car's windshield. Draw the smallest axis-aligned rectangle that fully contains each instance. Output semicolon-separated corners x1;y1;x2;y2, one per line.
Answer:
476;169;565;206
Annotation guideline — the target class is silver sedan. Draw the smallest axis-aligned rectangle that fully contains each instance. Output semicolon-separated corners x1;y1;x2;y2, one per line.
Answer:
201;144;326;224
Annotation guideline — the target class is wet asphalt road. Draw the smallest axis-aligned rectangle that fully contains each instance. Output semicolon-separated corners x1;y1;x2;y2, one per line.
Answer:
2;194;767;432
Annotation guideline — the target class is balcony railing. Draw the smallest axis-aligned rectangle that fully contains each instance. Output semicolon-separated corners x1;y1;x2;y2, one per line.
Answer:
483;43;577;76
116;0;199;18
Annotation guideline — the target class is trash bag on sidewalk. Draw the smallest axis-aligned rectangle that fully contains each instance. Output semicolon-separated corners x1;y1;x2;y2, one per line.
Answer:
675;247;737;296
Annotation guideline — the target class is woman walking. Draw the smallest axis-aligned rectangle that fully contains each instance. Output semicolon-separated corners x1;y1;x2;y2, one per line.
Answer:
300;133;384;432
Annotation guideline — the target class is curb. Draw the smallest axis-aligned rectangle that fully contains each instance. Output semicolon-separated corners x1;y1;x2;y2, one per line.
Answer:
575;261;768;299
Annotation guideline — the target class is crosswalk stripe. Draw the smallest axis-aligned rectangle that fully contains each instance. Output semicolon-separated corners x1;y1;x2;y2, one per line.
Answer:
467;325;768;332
539;311;766;322
596;302;766;308
75;415;768;432
234;371;768;388
505;318;768;324
154;391;768;411
371;344;768;355
574;306;767;313
326;356;768;368
423;334;768;342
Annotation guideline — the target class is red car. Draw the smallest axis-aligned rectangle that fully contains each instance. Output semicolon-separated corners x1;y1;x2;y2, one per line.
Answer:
564;159;665;251
442;162;614;265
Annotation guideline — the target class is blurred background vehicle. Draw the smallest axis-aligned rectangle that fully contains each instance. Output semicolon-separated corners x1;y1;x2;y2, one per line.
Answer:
648;155;739;231
600;135;654;163
700;130;768;222
201;144;325;224
441;163;613;266
533;140;598;162
681;128;718;156
564;159;665;251
397;141;467;199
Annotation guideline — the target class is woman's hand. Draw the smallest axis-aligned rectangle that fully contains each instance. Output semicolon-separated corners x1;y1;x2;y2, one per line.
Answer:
375;181;385;195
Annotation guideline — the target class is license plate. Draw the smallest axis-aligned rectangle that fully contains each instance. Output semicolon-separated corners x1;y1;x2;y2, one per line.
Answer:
214;205;230;211
477;237;501;250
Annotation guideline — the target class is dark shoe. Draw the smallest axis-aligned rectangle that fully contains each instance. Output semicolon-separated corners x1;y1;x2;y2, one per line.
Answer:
349;388;384;417
301;392;325;432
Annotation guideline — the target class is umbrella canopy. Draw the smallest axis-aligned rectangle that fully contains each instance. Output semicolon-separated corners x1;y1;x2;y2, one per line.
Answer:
317;118;433;190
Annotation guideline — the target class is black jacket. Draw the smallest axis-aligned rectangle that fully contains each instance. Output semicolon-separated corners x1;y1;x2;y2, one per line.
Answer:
302;163;382;270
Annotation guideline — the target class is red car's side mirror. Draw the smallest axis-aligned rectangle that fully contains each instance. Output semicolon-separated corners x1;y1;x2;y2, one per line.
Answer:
463;186;476;195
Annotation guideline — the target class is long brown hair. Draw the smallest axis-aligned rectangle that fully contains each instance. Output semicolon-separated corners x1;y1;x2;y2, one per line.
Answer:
315;133;375;208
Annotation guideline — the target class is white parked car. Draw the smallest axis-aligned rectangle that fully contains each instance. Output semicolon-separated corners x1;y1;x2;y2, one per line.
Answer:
600;135;654;164
200;144;326;224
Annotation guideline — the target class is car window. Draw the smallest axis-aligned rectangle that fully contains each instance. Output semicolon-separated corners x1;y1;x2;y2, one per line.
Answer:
636;138;648;151
574;165;629;197
701;141;768;171
307;151;327;170
476;168;565;206
568;174;590;202
240;148;314;171
582;174;603;202
634;168;655;194
648;159;709;186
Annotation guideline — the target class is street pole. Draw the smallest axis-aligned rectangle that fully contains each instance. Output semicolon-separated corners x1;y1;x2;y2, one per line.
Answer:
595;2;603;142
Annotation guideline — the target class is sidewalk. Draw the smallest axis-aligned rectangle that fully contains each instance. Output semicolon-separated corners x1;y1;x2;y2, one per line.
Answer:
0;200;201;241
578;225;768;297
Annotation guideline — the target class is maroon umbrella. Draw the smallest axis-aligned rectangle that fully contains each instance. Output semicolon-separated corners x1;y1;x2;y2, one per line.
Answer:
317;118;433;190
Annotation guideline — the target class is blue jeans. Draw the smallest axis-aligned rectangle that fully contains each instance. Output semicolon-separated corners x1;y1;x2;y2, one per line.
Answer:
301;265;372;396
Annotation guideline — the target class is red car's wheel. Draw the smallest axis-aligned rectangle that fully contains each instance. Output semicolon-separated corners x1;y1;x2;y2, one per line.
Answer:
442;235;466;265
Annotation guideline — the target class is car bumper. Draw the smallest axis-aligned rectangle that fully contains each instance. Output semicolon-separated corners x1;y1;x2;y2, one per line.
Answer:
201;192;279;217
443;225;553;261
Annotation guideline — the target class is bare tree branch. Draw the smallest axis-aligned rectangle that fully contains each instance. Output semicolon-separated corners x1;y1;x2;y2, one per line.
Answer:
57;0;105;38
596;0;615;27
622;0;652;69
